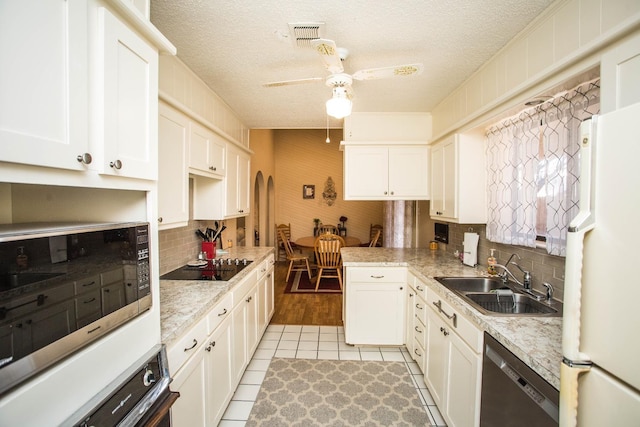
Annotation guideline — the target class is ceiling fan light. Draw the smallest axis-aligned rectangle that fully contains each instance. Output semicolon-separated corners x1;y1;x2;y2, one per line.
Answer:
326;87;352;119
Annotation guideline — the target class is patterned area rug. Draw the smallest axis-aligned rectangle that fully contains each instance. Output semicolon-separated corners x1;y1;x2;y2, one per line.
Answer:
246;358;430;426
284;270;342;293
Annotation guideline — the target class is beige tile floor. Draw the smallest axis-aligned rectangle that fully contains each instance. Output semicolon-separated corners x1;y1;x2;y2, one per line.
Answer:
218;324;447;426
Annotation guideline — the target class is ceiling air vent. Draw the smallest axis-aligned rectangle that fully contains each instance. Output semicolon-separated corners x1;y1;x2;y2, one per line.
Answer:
288;22;325;48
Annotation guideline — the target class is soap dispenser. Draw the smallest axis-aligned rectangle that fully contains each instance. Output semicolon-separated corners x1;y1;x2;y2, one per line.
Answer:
487;249;497;275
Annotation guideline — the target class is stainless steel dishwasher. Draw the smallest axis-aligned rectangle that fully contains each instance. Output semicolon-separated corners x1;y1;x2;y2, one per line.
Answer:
480;333;559;426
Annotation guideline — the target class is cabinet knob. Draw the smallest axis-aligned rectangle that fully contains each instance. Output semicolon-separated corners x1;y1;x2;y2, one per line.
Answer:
209;166;217;171
76;153;92;164
390;191;394;195
384;191;388;195
158;217;163;223
110;159;123;170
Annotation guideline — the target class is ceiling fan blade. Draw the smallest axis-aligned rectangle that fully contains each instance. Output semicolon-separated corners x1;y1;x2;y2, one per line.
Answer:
263;77;324;88
310;38;344;74
352;63;423;81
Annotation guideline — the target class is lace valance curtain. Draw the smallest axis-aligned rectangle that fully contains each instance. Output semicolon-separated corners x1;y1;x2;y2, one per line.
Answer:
486;79;600;256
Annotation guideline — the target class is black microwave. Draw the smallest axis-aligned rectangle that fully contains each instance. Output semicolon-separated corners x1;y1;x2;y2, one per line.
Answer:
0;222;151;396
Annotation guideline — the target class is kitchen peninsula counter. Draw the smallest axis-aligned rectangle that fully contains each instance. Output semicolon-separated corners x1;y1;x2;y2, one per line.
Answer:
159;247;274;346
341;247;562;389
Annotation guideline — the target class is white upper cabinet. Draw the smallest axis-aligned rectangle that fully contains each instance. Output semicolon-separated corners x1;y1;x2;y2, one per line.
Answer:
98;7;158;180
189;122;226;179
158;103;189;229
224;144;250;218
0;0;90;171
343;145;430;200
343;112;432;141
430;132;486;223
193;143;251;220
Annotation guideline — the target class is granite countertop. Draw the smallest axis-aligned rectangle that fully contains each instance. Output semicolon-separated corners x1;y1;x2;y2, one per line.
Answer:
159;247;274;346
341;247;562;389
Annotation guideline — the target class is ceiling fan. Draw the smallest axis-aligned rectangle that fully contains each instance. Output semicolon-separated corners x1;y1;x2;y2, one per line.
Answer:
263;39;423;118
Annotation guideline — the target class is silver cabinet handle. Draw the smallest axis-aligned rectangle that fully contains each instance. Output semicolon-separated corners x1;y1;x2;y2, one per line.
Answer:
77;153;92;164
432;300;457;328
110;159;122;170
370;275;385;279
184;339;198;352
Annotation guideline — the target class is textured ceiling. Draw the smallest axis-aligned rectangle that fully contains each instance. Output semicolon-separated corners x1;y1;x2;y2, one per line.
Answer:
150;0;555;129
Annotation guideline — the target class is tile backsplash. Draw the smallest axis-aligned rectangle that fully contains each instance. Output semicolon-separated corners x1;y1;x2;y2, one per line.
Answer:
448;224;565;301
418;202;565;301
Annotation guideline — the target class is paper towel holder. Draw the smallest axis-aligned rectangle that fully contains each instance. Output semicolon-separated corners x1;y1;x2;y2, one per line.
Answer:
434;222;449;244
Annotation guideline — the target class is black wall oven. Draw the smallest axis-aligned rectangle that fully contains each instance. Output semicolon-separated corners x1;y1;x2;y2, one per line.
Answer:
0;222;151;396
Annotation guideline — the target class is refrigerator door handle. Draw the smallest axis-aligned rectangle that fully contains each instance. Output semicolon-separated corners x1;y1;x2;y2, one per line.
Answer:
559;360;591;427
562;117;597;363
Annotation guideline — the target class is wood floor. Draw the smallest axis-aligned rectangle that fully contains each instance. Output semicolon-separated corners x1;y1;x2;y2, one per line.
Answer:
270;261;343;326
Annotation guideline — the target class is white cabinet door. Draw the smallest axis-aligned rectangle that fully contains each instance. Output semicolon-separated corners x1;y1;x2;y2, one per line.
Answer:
189;121;225;178
258;258;275;336
158;103;189;229
205;318;233;426
425;300;481;427
0;0;89;171
430;133;486;223
388;146;430;198
225;145;251;217
344;146;389;199
425;306;447;407
344;145;429;200
245;286;260;357
231;298;248;386
345;267;407;345
100;7;158;180
444;330;481;427
171;346;207;427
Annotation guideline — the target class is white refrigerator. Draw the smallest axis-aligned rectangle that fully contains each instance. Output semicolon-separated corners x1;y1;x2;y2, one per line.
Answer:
560;102;640;426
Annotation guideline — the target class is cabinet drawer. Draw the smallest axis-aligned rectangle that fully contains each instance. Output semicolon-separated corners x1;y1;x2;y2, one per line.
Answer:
75;289;101;319
413;296;428;326
167;317;207;375
74;275;100;295
207;292;232;334
258;254;275;279
413;279;428;301
231;275;255;307
348;267;406;283
412;315;426;349
427;292;482;353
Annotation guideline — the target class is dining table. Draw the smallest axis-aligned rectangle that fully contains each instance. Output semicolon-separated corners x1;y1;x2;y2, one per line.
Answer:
295;235;362;248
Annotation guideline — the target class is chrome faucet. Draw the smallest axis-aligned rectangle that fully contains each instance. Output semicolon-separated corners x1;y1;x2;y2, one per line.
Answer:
510;260;532;290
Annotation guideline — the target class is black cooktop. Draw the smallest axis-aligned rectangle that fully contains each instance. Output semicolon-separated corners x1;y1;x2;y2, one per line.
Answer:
160;258;252;282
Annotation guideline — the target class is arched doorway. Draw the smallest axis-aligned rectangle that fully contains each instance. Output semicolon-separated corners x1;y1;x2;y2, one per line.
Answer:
254;171;265;246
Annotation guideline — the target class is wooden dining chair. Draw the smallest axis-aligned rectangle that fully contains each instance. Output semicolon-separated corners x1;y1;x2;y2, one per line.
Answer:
369;229;382;247
275;223;295;261
361;224;384;247
318;224;338;235
314;233;345;291
279;229;313;282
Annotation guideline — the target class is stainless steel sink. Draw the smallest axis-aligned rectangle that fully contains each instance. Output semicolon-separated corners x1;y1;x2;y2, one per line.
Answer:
434;276;506;293
465;292;559;315
434;276;562;317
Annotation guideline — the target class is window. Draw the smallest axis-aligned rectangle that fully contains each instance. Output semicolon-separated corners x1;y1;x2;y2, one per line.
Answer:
486;79;600;256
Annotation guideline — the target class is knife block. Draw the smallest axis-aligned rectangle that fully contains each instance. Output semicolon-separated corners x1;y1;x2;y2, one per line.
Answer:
202;241;216;260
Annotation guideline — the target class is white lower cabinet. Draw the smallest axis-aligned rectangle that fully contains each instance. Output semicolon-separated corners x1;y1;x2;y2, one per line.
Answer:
425;291;482;427
169;257;275;427
205;316;233;426
344;267;406;345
